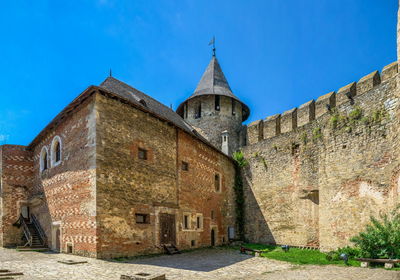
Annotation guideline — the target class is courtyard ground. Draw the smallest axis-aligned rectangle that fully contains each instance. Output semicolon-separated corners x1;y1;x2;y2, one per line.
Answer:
0;247;399;280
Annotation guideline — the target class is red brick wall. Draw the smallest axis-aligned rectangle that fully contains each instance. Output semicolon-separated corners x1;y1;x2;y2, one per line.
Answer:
0;145;33;246
30;96;97;257
177;130;236;249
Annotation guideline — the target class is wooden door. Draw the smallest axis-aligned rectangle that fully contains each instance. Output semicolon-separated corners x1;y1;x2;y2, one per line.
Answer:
211;229;216;246
159;214;176;245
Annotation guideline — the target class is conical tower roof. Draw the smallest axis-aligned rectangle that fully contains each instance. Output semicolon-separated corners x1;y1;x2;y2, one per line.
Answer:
177;56;250;121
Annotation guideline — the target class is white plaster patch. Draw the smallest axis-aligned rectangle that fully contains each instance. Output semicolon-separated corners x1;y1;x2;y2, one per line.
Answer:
359;182;384;203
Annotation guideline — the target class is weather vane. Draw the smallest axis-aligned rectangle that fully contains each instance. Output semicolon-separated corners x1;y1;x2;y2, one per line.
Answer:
209;36;216;57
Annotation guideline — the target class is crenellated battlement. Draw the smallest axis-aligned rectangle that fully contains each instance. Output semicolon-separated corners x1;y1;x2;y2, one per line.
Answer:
247;61;399;145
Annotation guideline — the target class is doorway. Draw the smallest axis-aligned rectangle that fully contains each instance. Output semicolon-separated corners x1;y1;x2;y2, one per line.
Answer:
55;228;61;252
21;205;29;219
211;228;216;246
159;214;176;245
51;222;61;252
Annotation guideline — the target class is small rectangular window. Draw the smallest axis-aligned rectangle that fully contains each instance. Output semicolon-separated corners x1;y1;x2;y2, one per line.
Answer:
228;226;235;240
215;96;220;111
183;215;190;229
191;240;196;246
135;213;149;224
232;100;236;115
214;173;221;192
181;161;189;171
138;148;148;160
196;216;202;229
211;210;215;220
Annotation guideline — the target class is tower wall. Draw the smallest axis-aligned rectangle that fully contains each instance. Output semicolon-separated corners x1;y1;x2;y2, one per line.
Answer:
185;95;243;154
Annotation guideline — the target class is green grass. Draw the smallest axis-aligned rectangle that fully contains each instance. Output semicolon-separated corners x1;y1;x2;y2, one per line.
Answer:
242;244;360;267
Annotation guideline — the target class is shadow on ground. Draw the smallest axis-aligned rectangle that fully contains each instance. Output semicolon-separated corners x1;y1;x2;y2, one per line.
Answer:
126;248;254;272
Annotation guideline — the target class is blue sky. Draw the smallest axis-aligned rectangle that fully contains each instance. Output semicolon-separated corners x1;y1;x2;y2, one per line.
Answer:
0;0;397;145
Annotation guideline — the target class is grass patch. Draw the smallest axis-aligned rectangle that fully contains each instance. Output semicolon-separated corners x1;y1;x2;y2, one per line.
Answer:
242;244;360;266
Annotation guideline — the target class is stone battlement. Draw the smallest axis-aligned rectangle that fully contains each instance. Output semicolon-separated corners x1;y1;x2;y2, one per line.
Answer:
247;61;399;145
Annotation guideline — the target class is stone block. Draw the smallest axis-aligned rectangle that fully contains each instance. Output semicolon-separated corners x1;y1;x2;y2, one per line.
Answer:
247;120;264;145
315;92;336;118
382;62;398;82
360;262;369;268
297;100;315;127
263;114;281;139
384;263;394;269
280;108;297;134
356;71;380;95
336;82;356;106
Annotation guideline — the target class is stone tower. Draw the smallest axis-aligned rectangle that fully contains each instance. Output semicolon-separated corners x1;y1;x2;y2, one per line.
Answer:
177;55;250;155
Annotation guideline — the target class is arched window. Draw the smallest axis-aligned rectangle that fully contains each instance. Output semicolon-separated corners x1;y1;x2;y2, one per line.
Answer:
40;147;48;172
51;136;62;167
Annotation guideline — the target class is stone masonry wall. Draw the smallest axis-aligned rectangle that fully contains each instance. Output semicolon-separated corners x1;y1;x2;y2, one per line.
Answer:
30;95;97;257
243;62;400;251
95;93;236;259
184;95;243;155
0;145;33;246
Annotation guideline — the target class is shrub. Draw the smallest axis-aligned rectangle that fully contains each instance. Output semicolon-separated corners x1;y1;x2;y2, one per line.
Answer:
372;108;389;124
350;207;400;259
233;150;248;167
349;107;363;121
330;114;339;129
312;127;323;140
326;251;340;261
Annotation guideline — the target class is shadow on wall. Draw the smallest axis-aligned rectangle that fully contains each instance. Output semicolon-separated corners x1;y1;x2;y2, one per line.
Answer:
242;167;276;245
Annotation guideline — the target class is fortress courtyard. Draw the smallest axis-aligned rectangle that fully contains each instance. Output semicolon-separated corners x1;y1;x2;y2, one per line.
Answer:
0;247;398;280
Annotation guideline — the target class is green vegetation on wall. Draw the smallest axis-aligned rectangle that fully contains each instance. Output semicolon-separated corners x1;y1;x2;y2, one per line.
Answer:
232;150;247;240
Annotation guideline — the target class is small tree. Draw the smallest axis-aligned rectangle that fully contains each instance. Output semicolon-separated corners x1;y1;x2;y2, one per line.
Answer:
350;207;400;259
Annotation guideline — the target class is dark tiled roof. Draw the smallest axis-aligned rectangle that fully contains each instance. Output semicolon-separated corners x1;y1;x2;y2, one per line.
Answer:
99;77;203;139
176;56;250;120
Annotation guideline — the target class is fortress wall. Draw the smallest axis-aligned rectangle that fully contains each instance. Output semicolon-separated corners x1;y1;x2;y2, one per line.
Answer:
243;61;400;250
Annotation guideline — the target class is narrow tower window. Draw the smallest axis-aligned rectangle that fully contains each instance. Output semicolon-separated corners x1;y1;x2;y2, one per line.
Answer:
184;102;188;119
215;96;220;111
232;100;236;115
195;103;201;119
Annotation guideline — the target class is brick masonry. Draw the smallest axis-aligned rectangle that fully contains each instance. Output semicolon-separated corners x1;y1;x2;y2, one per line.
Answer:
95;94;236;258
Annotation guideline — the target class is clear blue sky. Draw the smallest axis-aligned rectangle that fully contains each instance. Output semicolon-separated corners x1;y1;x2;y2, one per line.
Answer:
0;0;397;145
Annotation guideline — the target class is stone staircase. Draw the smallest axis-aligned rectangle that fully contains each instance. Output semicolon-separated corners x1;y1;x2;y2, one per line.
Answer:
163;244;181;255
14;214;48;251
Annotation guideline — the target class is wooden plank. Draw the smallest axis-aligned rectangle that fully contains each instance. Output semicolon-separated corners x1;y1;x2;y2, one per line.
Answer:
356;258;400;263
0;273;23;276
